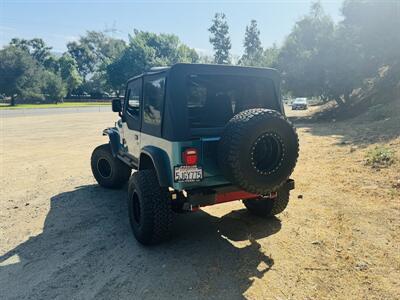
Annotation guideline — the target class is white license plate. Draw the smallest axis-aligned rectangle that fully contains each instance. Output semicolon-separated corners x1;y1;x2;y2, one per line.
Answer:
174;166;203;182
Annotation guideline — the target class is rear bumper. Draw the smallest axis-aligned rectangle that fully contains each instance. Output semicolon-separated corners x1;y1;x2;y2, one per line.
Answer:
187;179;295;207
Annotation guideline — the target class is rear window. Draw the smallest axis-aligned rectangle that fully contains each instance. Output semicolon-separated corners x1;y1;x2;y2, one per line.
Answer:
186;74;277;128
294;98;307;104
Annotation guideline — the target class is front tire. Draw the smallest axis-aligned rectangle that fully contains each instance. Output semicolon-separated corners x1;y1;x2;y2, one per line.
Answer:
91;144;131;188
243;188;290;217
128;169;174;245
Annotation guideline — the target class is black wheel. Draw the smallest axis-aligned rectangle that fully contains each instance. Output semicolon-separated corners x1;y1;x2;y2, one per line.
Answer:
128;169;174;245
243;188;290;217
91;144;131;188
218;109;299;194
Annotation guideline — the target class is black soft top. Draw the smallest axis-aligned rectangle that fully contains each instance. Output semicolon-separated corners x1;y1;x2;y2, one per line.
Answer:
129;63;282;141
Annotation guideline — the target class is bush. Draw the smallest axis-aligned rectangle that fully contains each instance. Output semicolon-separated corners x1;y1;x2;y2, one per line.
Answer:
42;71;67;103
365;146;395;168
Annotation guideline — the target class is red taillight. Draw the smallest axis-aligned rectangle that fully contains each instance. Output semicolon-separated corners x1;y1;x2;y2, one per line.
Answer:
182;148;198;166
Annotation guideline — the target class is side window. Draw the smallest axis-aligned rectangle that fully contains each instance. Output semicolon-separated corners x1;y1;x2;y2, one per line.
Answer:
126;79;142;117
187;84;207;108
143;76;165;126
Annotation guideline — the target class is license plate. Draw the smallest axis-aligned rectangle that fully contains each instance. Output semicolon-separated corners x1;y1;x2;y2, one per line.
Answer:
174;166;203;182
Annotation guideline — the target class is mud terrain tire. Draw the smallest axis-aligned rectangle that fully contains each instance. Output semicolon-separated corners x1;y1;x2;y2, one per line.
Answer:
218;109;299;194
243;187;290;217
91;144;131;188
128;169;174;245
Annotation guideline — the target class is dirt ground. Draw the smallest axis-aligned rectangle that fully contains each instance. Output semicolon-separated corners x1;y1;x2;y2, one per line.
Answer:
0;107;399;299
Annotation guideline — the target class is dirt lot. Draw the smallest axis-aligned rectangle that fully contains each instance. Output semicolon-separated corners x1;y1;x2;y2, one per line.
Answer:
0;107;399;299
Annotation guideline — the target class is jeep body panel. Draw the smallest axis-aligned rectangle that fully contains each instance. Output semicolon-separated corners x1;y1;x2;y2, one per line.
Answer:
139;133;229;190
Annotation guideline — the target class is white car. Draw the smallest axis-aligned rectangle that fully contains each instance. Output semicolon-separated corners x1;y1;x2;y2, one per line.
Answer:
291;98;308;110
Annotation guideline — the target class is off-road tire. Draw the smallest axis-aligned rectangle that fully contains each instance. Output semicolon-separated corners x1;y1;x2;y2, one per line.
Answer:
243;188;290;217
91;143;131;189
128;169;174;245
218;109;299;194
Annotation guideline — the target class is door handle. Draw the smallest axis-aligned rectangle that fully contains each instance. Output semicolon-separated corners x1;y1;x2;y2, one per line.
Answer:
134;134;139;140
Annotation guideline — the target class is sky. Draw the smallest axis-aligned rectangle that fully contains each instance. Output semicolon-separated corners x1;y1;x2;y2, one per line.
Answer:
0;0;343;56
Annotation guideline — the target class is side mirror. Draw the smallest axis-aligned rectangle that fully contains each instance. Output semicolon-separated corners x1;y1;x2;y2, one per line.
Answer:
112;98;122;113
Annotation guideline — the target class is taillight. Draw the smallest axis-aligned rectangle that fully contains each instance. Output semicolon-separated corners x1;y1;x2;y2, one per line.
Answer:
182;148;198;166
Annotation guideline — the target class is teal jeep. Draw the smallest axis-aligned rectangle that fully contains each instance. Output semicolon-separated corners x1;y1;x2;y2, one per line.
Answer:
91;63;299;245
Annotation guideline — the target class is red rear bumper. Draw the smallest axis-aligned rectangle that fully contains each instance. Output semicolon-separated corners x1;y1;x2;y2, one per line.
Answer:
215;190;272;204
187;179;294;209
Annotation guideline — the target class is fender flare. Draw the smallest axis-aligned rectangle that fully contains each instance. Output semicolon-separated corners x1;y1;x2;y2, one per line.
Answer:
139;146;172;187
103;128;121;157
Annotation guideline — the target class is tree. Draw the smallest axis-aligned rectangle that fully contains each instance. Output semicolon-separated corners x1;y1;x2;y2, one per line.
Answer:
262;44;280;68
67;31;126;80
323;25;365;106
341;0;400;69
278;1;335;100
42;71;67;103
209;13;232;64
240;20;263;66
106;30;199;96
67;40;96;79
277;1;400;107
0;46;41;105
321;0;400;106
58;53;83;96
10;38;53;67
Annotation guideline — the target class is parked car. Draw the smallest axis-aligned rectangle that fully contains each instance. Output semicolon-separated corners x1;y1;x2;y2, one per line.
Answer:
291;97;308;110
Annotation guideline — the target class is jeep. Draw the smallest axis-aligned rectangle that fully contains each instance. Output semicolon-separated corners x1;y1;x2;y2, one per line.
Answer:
91;63;299;245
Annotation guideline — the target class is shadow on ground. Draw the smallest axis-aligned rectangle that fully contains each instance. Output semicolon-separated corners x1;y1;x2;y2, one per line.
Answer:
0;185;281;299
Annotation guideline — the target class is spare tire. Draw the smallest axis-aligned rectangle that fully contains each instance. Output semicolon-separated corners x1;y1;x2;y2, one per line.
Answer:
218;108;299;195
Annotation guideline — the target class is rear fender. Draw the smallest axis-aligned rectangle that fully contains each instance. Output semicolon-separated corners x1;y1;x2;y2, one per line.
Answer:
139;146;172;187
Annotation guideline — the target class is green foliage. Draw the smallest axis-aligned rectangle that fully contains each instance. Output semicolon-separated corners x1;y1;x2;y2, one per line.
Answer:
277;0;399;107
0;46;42;105
106;30;199;95
240;20;263;66
10;38;53;67
41;71;67;102
66;40;96;78
278;2;335;99
365;146;395;168
2;1;398;107
342;0;400;67
264;45;280;67
0;43;66;104
66;31;127;97
209;13;232;64
58;53;83;95
67;31;126;80
83;72;110;99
